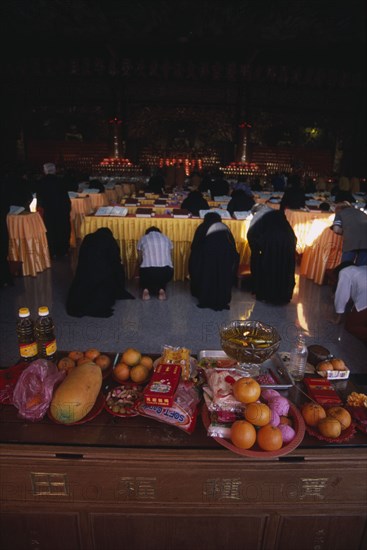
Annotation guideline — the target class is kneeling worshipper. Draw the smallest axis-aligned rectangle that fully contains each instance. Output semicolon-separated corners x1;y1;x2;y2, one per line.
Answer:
189;212;239;311
137;227;174;301
334;264;367;343
66;228;134;318
180;190;209;217
247;204;297;304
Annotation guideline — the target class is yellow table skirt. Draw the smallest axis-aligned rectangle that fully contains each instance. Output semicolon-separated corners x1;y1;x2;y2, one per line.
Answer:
7;212;51;277
80;216;251;281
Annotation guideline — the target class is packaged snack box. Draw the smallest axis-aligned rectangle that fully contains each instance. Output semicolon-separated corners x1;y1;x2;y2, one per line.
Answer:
144;363;182;407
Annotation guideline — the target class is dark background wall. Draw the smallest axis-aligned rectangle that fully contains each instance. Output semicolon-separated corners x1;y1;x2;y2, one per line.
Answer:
2;0;366;176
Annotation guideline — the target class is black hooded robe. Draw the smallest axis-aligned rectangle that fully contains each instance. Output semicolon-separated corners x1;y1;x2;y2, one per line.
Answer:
247;210;296;304
189;216;239;311
66;228;134;317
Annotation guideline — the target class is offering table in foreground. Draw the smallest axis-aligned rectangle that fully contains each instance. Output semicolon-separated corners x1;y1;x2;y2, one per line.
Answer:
1;395;366;550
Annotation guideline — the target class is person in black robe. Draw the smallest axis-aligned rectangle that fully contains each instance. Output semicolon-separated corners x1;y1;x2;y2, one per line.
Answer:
180;190;209;216
247;205;297;304
227;189;255;217
66;227;134;318
147;169;165;194
208;171;230;199
36;163;71;258
188;212;239;311
280;175;306;210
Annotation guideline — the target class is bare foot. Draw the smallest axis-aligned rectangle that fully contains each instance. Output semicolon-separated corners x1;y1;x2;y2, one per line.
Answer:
142;289;150;301
158;289;167;301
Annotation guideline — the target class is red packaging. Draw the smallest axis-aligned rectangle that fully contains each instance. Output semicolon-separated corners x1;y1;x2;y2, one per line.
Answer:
144;363;182;407
303;377;342;405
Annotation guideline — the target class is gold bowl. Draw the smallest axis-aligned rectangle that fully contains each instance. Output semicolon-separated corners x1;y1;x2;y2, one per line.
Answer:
220;320;281;364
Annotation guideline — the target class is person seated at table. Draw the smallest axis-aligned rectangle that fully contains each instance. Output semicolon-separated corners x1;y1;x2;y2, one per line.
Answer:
331;202;367;265
137;227;174;301
36;163;71;258
88;179;105;193
66;227;134;318
147;169;165;194
208;170;230;199
188;212;239;311
333;264;367;343
227;189;255;217
188;171;202;190
332;176;355;204
247;204;297;304
280;175;306;210
180;190;209;217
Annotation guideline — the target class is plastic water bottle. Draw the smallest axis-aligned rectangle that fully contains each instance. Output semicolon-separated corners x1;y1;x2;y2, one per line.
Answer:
35;306;57;362
288;334;308;382
16;308;38;362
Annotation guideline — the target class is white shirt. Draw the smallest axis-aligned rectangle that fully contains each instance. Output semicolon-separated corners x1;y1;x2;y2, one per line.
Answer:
334;266;367;313
137;231;173;268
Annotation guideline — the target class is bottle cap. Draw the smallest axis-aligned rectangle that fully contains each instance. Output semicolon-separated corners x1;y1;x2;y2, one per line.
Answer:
38;306;50;316
19;307;30;318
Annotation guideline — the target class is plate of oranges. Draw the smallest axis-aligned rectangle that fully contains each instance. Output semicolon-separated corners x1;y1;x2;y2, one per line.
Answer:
112;348;154;385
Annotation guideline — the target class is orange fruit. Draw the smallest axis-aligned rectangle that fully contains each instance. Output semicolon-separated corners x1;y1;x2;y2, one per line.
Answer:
57;356;76;373
95;354;111;371
233;377;261;404
114;362;131;382
122;348;141;367
85;348;101;361
140;355;154;370
68;351;84;361
301;402;326;427
317;416;342;438
279;415;293;427
130;364;149;383
77;356;92;366
327;406;351;430
257;424;283;451
230;420;257;450
244;402;271;426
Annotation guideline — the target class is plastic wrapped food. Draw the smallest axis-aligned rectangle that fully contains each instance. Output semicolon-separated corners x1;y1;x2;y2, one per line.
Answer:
161;345;192;380
137;381;200;433
12;359;65;421
204;368;245;412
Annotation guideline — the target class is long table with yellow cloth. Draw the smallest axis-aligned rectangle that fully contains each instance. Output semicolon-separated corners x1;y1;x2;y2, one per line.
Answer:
79;209;342;283
80;215;251;281
7;212;51;277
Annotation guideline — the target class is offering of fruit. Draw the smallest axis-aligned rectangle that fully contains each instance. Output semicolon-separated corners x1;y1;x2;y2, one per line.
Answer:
244;402;271;427
122;347;142;367
130;364;150;383
57;356;76;373
301;402;326;427
113;350;153;384
114;362;131;382
230;420;257;449
85;348;101;361
327;406;352;430
257;424;283;451
317;416;342;439
233;377;261;404
94;354;111;371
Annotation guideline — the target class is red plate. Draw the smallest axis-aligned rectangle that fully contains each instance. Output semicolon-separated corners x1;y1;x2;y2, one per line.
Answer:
104;383;143;418
202;402;305;459
48;391;105;425
305;422;356;442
